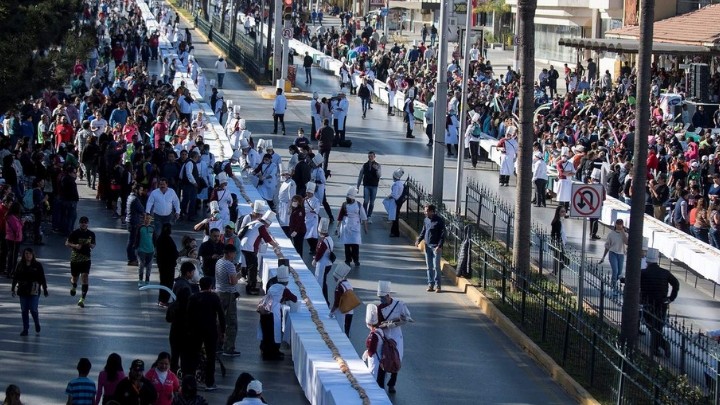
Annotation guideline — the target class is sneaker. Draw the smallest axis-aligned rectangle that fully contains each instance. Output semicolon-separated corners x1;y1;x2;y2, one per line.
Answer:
388;386;396;394
367;217;373;224
205;385;218;392
435;287;442;293
137;280;144;287
70;286;77;296
35;324;41;334
20;330;28;336
77;298;85;308
426;285;435;292
158;302;168;308
222;350;242;357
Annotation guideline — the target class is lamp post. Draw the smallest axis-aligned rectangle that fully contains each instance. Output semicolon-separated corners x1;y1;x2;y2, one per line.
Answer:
454;0;476;214
431;0;449;202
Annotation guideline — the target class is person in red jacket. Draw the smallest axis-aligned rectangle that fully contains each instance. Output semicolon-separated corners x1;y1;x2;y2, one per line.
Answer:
153;115;169;148
647;147;659;175
54;116;74;151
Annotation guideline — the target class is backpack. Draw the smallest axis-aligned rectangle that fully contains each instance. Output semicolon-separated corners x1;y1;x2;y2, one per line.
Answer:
471;123;483;138
379;332;402;373
22;189;35;211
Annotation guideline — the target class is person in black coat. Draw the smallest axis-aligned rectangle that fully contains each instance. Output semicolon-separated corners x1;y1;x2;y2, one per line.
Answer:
155;223;179;306
641;249;679;357
169;262;195;373
11;248;48;336
185;277;225;390
550;205;568;274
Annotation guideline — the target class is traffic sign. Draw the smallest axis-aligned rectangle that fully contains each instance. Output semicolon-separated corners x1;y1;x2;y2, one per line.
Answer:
380;8;389;17
569;183;604;218
453;3;467;13
282;27;293;40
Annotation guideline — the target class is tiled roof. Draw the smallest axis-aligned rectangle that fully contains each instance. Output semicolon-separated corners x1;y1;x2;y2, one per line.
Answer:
605;4;720;46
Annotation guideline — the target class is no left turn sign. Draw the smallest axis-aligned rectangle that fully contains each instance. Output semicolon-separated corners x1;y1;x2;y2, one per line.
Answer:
282;27;293;39
569;183;604;218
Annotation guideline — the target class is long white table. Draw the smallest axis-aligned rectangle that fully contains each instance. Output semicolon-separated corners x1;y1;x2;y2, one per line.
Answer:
601;197;720;283
141;3;391;403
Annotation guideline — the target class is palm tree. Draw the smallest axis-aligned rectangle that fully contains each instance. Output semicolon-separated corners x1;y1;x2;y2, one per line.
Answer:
620;0;654;348
511;0;537;278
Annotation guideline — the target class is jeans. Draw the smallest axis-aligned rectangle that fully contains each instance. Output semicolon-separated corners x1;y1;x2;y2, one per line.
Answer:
363;186;378;218
127;224;139;262
361;97;370;116
218;291;238;352
305;67;312;83
469;141;480;167
181;184;198;220
424;244;442;287
153;214;173;240
217;73;225;88
137;251;154;282
608;251;624;287
711;228;720;249
19;294;40;332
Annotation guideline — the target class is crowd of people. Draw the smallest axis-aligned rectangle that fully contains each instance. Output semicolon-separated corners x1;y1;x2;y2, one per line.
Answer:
1;0;425;401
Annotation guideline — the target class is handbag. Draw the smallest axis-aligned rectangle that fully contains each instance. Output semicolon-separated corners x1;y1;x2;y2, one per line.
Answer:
338;289;361;313
256;294;273;315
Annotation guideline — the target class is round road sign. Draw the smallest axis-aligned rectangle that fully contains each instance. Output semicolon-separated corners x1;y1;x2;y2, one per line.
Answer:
282;27;293;40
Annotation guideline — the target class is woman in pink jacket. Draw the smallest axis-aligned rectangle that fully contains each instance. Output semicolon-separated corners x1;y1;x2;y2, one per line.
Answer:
145;352;180;405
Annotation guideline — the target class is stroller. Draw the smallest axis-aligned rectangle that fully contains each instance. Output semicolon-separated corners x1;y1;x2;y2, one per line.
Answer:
177;345;227;384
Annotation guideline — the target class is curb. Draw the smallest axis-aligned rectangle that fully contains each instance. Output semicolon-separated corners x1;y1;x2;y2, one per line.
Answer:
398;219;600;405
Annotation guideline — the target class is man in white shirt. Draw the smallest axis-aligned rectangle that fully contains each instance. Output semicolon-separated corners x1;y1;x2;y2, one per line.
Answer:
145;178;180;238
215;56;228;88
90;111;107;137
272;88;288;135
468;44;480;62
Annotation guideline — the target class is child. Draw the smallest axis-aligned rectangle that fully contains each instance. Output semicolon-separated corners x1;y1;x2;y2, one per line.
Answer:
329;262;357;337
294;128;310;149
66;358;96;405
136;215;155;286
362;304;384;383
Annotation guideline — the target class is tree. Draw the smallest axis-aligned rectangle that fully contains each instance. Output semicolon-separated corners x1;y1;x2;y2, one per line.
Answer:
511;0;536;278
0;0;96;112
620;0;654;348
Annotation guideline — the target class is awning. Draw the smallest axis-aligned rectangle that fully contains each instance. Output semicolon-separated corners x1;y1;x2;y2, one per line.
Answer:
557;37;718;55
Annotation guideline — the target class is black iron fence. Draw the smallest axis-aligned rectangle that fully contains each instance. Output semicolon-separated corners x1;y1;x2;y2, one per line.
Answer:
179;2;268;81
402;176;720;404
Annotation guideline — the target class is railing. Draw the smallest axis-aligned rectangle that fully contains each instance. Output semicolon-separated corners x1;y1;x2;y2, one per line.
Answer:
402;176;720;403
180;3;267;81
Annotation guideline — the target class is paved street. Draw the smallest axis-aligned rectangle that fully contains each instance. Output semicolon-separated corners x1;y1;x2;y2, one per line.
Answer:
0;10;577;405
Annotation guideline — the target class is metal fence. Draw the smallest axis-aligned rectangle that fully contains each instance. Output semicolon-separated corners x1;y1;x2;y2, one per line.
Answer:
402;176;720;404
185;5;267;81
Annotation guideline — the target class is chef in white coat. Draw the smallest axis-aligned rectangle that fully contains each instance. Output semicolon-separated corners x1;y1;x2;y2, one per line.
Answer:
257;265;297;360
213;172;234;223
333;92;349;143
310;154;326;202
196;67;206;98
254;153;278;209
362;304;383;380
304;182;321;254
240;139;261;173
312;217;335;303
277;168;296;230
554;147;576;209
376;280;413;393
226;107;246;149
337;186;368;267
328;262;355;336
498;126;518;186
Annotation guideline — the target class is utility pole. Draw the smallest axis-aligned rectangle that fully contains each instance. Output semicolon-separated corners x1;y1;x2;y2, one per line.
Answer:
454;0;474;214
272;0;283;82
512;6;520;70
279;0;293;88
431;0;449;203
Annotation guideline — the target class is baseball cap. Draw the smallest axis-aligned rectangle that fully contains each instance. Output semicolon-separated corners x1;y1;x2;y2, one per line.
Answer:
130;359;145;371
